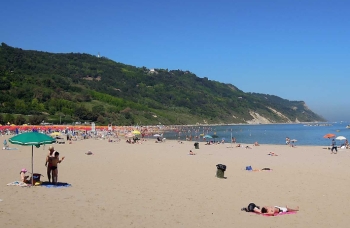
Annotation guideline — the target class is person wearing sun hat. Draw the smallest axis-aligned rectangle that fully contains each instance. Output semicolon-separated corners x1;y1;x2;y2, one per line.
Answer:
20;168;30;183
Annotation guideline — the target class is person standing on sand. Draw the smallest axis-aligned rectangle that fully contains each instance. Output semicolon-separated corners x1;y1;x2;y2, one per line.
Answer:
231;137;236;143
50;152;65;184
286;137;290;145
345;139;349;149
331;139;337;154
45;146;56;182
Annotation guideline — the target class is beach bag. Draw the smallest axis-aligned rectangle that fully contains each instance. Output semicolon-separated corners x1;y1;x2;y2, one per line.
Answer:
246;166;252;171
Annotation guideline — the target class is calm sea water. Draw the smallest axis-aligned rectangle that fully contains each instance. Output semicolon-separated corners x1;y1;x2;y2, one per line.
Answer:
162;122;350;146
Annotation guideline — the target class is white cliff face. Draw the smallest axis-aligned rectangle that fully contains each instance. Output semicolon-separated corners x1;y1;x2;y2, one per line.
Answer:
246;107;297;124
246;111;272;124
267;107;292;123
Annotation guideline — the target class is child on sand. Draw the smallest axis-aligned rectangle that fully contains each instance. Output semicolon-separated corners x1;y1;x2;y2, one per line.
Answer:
49;152;65;184
20;168;30;184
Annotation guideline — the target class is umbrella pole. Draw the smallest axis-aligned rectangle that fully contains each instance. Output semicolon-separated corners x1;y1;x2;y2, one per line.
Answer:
31;145;34;186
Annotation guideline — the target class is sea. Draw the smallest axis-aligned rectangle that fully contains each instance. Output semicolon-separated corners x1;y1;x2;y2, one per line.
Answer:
162;122;350;146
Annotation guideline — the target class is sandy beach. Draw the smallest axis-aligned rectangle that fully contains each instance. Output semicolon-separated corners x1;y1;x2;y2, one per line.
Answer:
1;136;350;228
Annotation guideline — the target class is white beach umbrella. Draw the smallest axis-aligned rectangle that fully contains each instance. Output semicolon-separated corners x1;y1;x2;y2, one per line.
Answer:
335;136;346;140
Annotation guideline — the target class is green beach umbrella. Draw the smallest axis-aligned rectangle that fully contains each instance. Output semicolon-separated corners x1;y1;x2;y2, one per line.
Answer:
9;132;56;185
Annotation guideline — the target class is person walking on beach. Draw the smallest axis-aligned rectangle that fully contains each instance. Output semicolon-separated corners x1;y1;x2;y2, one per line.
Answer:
331;139;337;154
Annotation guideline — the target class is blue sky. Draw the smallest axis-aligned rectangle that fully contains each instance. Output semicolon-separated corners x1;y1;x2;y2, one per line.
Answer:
1;0;349;121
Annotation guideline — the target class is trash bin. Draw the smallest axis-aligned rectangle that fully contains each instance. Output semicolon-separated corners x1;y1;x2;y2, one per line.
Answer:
194;142;199;149
216;164;226;178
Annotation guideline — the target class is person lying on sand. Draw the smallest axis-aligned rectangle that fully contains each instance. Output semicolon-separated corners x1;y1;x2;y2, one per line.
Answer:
236;144;241;147
189;150;196;155
268;152;278;156
251;168;272;171
245;146;252;149
242;203;299;216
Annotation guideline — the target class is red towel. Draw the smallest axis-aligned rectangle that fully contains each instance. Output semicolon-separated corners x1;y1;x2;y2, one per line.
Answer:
258;211;297;216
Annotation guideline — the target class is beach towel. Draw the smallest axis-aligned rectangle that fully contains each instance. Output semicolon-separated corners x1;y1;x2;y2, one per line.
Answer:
40;182;72;188
255;211;297;216
7;181;30;187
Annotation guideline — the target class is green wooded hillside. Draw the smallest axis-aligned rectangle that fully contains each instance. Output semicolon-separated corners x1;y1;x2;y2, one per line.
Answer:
0;43;326;125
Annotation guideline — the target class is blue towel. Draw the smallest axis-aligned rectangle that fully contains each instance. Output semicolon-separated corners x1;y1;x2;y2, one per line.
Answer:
41;182;72;188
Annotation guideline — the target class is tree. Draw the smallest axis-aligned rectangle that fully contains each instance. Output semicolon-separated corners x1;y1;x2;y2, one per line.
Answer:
14;115;26;125
28;115;47;125
97;115;105;124
4;113;15;124
0;77;11;90
0;113;4;124
92;105;105;115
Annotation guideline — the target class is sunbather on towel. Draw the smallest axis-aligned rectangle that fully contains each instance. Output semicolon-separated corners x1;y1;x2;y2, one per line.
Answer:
259;205;299;215
189;150;196;155
242;203;299;216
268;152;278;156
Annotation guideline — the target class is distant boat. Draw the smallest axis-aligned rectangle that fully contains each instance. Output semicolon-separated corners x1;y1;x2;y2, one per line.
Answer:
346;125;350;129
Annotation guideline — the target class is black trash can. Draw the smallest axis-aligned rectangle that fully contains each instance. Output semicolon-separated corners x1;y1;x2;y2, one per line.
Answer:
194;142;199;149
216;164;226;178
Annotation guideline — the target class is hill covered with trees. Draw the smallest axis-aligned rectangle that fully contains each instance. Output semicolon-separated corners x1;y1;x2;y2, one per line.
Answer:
0;43;326;125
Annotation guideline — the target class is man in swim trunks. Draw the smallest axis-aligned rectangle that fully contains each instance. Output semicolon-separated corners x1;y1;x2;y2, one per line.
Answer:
45;146;56;182
50;152;65;184
242;203;299;216
259;205;299;216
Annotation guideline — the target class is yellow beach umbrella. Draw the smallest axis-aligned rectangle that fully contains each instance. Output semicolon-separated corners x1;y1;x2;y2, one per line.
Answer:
50;132;61;136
